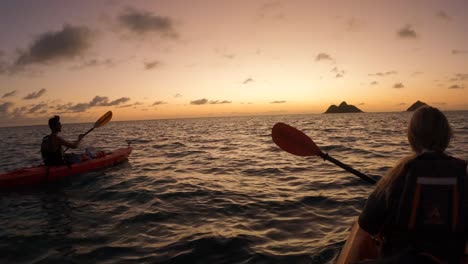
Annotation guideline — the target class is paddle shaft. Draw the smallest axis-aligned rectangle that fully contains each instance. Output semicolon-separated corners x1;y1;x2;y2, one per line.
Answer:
82;127;95;137
318;152;377;184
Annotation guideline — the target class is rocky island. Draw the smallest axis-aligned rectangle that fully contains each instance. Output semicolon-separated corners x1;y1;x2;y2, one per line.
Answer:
324;101;363;113
406;100;428;111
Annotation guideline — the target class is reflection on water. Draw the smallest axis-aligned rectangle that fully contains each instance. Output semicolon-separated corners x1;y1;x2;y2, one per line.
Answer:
0;111;467;263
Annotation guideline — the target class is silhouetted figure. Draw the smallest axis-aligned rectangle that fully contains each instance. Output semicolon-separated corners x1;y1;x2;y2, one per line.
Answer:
41;115;84;166
356;106;467;263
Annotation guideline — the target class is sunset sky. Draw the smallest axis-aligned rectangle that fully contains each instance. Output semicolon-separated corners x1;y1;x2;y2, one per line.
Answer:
0;0;467;127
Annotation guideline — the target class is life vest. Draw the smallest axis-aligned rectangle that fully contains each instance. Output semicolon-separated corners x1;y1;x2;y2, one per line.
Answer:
41;135;64;166
383;152;467;263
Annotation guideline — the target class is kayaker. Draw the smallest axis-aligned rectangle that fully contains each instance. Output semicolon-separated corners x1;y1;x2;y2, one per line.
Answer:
355;106;467;264
41;115;85;166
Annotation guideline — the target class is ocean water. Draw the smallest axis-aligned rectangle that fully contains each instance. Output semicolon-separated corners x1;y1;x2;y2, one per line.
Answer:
0;111;467;264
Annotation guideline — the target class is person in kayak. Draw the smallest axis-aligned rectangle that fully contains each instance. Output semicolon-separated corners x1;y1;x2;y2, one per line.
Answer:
41;115;85;166
355;106;467;264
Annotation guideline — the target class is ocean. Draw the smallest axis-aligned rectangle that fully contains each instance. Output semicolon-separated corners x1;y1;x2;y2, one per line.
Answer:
0;111;467;264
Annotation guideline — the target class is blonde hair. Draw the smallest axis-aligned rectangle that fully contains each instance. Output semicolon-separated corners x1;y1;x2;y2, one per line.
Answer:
375;106;453;196
407;106;452;153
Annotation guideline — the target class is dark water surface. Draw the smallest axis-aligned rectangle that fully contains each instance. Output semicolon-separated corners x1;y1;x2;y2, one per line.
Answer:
1;112;467;263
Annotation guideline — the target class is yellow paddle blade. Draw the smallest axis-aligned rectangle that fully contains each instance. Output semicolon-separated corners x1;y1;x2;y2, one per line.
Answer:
94;111;112;128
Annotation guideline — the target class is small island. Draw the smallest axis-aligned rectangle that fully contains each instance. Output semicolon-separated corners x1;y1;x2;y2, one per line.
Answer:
324;101;363;113
406;100;428;111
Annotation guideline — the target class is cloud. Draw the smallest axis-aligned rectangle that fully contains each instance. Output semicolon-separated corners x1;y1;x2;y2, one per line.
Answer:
72;58;114;69
436;11;450;21
209;100;231;104
190;98;208;105
55;103;73;111
118;102;144;108
316;53;333;61
14;24;93;67
449;73;468;81
27;102;48;114
11;106;28;117
270;100;286;104
67;103;90;112
411;71;423;76
117;7;178;38
144;60;161;70
257;1;285;21
215;48;236;59
23;88;47;100
368;71;397;77
152;101;167;106
89;96;108;106
190;98;231;105
331;67;345;78
448;84;464;89
397;25;418;39
174;93;183;98
452;50;468;55
370;81;378;85
117;104;133;108
2;90;17;98
393;82;405;89
58;96;131;112
243;78;254;84
89;96;130;107
0;102;14;114
108;97;130;105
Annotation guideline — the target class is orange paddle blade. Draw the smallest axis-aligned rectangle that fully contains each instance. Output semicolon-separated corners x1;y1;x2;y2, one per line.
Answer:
94;111;112;128
272;122;322;156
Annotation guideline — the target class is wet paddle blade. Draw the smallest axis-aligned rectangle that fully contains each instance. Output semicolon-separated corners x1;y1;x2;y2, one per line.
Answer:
272;122;321;156
94;111;112;128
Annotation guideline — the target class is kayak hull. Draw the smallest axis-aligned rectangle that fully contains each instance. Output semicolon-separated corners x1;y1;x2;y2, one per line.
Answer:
0;147;133;189
335;222;379;264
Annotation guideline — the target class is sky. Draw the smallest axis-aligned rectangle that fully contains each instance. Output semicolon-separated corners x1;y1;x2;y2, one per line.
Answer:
0;0;467;127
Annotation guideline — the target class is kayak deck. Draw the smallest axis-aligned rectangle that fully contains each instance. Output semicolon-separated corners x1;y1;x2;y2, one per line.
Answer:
0;147;132;189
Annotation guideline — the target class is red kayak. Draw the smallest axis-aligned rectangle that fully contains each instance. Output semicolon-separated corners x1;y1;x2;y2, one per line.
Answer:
0;147;133;189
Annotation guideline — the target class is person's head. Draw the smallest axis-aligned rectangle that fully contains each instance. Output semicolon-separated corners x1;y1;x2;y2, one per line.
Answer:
48;115;62;132
407;106;452;153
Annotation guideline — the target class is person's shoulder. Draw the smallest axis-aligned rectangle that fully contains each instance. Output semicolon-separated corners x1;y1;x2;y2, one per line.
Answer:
52;134;66;142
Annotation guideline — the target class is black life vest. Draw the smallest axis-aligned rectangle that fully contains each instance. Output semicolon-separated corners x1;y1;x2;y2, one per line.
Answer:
383;152;467;263
41;135;63;166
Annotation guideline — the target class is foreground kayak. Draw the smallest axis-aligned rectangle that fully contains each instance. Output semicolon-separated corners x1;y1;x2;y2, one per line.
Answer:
335;222;378;264
0;147;133;189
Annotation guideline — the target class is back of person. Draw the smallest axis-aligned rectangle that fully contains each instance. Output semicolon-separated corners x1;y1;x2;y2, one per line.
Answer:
358;106;468;264
381;152;467;263
41;134;64;166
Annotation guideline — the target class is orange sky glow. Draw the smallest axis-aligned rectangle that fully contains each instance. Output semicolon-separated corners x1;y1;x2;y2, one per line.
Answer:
0;0;467;127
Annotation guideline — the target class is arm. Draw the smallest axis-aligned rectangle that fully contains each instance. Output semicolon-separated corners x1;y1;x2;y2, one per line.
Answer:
336;222;379;264
358;190;389;235
57;135;83;149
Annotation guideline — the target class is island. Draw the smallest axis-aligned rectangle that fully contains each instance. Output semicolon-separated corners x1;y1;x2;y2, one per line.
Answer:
406;100;428;111
324;101;363;113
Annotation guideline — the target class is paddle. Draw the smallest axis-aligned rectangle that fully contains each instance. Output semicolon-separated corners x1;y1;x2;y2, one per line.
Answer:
64;111;113;152
272;122;377;184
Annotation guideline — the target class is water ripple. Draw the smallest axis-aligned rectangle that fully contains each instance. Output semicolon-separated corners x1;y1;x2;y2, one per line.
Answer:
0;112;466;263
